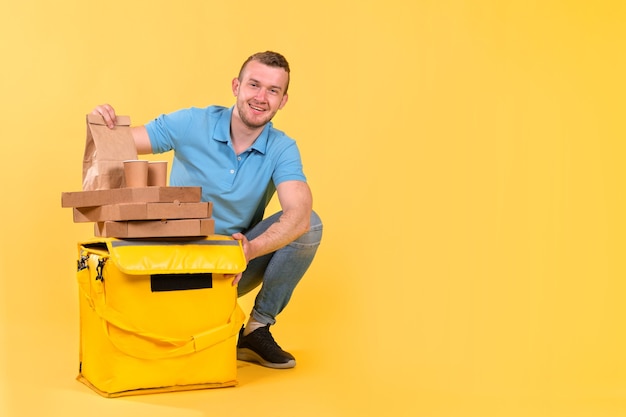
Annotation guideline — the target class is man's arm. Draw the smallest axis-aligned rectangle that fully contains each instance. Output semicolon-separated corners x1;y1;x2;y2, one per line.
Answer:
130;126;153;154
91;104;153;154
233;180;312;263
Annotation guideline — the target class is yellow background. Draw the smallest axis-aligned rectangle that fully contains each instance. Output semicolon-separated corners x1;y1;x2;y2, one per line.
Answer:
1;1;625;416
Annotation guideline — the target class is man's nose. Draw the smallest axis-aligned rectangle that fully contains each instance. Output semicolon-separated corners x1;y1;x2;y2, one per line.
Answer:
254;88;267;101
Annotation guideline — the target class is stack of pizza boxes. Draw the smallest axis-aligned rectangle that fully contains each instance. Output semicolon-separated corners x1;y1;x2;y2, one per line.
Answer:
61;114;214;238
61;186;214;238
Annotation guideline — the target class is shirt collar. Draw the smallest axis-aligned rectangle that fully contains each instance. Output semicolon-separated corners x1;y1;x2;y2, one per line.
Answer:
214;106;270;155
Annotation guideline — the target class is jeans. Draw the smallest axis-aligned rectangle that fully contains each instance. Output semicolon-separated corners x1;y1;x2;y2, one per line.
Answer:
237;210;323;325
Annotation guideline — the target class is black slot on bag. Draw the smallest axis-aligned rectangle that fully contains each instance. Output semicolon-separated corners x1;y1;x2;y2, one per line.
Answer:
151;273;213;292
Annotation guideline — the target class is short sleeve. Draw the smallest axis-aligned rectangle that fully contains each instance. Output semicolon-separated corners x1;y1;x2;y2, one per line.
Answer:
145;109;194;154
272;140;307;186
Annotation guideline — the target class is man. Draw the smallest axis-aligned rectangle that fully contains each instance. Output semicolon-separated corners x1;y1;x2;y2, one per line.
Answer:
92;51;323;369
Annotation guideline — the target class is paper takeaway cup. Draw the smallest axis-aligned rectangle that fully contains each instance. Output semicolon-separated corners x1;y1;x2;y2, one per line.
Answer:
123;160;149;188
148;161;168;187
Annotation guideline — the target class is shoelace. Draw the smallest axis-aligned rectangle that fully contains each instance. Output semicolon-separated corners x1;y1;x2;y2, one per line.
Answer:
253;327;283;351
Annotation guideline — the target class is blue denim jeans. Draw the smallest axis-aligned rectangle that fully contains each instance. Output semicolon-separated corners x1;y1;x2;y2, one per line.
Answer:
237;210;323;325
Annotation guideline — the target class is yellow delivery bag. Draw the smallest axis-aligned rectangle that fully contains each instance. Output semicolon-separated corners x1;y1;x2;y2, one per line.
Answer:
75;236;247;397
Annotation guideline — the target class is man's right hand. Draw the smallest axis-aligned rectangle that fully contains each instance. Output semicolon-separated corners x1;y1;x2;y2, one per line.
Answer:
91;104;153;154
91;104;117;129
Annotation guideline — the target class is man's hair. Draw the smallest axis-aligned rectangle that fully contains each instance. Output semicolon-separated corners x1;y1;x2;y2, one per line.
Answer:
238;51;291;94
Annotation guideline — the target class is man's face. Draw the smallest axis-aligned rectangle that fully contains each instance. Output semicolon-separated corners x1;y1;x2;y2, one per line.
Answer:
232;60;289;129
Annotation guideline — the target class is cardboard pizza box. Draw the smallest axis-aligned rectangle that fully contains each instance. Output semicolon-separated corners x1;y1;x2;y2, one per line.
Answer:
94;218;215;238
61;187;202;208
73;202;213;223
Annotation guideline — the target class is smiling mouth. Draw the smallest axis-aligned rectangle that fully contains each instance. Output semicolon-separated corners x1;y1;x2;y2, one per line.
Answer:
249;102;266;113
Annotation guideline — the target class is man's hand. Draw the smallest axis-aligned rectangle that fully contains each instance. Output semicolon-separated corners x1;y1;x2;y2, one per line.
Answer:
232;232;255;261
91;104;117;128
228;232;252;286
225;272;243;286
89;104;153;154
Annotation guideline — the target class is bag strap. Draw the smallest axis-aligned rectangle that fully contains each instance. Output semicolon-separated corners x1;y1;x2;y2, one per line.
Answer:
100;302;245;360
78;258;244;360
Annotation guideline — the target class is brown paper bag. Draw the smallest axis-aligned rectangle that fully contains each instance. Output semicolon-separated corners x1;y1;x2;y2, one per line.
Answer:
82;114;138;190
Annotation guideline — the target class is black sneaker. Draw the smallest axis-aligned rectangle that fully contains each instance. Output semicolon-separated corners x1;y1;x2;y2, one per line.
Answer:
237;326;296;369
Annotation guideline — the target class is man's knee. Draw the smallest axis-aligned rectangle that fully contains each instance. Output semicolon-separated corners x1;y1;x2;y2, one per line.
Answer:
310;210;322;229
294;211;323;245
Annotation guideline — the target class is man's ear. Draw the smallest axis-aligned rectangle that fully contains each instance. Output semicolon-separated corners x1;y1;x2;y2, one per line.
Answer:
231;78;240;96
279;93;289;109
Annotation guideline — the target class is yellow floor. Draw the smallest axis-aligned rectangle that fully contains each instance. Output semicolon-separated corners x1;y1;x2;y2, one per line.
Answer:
3;297;626;417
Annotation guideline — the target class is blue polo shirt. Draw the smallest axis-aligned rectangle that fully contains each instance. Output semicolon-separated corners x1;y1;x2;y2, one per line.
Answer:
145;105;306;235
